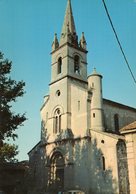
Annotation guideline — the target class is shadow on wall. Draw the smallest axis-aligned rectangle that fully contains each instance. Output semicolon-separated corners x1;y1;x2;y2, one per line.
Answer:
45;137;119;194
26;135;129;194
0;161;29;194
25;142;47;194
73;138;118;194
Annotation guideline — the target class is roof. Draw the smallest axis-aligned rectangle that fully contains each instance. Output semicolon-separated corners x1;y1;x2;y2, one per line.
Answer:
120;121;136;134
27;141;41;155
91;128;125;140
103;98;136;112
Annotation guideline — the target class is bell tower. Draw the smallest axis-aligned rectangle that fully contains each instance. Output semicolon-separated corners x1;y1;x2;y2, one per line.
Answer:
51;0;88;84
41;0;89;141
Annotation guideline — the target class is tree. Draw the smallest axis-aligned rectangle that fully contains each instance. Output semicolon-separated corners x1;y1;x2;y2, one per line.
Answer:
0;52;26;163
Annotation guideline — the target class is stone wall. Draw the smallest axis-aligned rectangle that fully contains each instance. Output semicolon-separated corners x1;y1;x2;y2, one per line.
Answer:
124;132;136;194
28;130;126;194
103;99;136;133
28;142;48;194
116;140;129;194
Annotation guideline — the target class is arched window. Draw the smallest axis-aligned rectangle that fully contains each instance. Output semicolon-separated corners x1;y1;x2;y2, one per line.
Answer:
102;155;105;171
114;114;119;133
74;55;80;74
54;108;61;134
58;57;62;74
116;140;129;193
50;152;64;189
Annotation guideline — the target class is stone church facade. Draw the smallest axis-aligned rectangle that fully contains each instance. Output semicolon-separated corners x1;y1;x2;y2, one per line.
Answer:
28;1;136;194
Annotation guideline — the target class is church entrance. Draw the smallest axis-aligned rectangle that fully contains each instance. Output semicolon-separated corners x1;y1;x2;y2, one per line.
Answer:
49;152;64;191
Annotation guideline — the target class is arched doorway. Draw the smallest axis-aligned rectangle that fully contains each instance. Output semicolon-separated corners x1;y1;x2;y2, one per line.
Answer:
50;152;64;191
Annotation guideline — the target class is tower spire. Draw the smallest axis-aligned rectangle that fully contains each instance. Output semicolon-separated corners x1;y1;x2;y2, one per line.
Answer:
61;0;76;35
79;32;87;50
60;0;78;46
52;33;59;51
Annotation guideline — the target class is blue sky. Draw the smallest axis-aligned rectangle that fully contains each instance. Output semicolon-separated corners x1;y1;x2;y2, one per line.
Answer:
0;0;136;161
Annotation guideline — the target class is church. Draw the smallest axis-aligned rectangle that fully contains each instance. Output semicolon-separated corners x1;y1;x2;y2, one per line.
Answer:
28;0;136;194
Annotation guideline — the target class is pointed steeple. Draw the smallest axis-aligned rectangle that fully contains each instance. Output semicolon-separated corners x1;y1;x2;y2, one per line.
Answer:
79;32;87;50
52;33;59;51
62;0;76;35
60;0;78;46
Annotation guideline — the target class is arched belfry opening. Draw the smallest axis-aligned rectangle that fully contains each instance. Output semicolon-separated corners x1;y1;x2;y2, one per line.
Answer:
74;55;80;74
49;152;64;190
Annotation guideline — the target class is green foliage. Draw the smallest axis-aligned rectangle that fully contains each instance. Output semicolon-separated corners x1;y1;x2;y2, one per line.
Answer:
0;52;26;163
0;142;18;162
